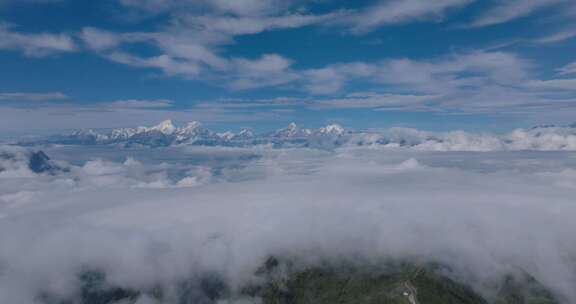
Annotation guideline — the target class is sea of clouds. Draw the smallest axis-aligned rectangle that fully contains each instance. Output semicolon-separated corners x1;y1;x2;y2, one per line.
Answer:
348;125;576;151
1;144;576;303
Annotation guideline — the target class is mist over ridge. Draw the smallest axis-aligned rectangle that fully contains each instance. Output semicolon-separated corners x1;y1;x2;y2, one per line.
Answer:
1;140;576;303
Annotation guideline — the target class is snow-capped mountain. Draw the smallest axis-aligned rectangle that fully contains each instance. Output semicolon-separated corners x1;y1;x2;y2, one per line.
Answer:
150;119;176;135
21;120;576;151
267;122;313;138
317;124;346;136
176;121;213;139
34;121;347;148
234;129;255;140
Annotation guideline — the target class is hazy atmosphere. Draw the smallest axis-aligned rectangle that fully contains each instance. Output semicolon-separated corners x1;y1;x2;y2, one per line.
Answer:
1;1;576;304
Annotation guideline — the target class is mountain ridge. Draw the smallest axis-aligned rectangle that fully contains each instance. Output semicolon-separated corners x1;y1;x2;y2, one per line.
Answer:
20;120;576;151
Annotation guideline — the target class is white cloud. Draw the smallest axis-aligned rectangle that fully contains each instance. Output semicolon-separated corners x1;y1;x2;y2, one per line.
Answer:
557;61;576;75
80;27;123;51
182;13;338;36
0;92;69;102
301;51;529;96
106;99;174;108
1;145;576;302
534;28;576;44
107;51;202;77
468;0;569;28
0;24;76;57
119;0;287;17
148;32;229;69
291;51;576;114
207;0;285;16
344;126;576;151
302;66;351;94
527;79;576;90
104;49;297;88
229;54;297;89
312;93;439;109
339;0;473;33
77;1;474;88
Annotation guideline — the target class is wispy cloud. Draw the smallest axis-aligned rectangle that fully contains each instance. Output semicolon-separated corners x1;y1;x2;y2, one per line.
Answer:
300;51;530;95
106;99;175;108
534;27;576;44
0;92;69;102
467;0;570;28
228;54;297;89
0;24;76;57
312;93;440;110
339;0;473;33
118;0;288;17
107;51;203;78
179;12;340;36
76;0;476;88
0;0;63;8
526;79;576;90
557;61;576;75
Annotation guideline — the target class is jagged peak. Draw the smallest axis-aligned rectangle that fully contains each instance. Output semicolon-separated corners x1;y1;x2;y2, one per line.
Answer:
319;124;345;135
268;123;320;138
71;129;99;136
149;119;176;134
183;121;203;129
178;121;210;137
217;131;234;140
238;128;253;135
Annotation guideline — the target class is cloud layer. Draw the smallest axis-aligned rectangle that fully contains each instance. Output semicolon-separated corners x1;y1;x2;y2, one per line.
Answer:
0;144;576;302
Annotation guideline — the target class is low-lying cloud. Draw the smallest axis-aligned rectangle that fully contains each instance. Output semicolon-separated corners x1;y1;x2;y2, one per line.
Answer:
0;144;575;302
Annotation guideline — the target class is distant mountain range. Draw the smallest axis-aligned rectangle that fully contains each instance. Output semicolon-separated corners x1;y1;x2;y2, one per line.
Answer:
25;120;350;148
19;120;576;151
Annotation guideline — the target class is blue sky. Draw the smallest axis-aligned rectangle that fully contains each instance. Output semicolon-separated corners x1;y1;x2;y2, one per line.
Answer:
1;0;576;134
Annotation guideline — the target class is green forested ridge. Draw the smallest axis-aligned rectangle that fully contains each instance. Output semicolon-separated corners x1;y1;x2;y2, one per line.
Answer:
38;258;561;304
